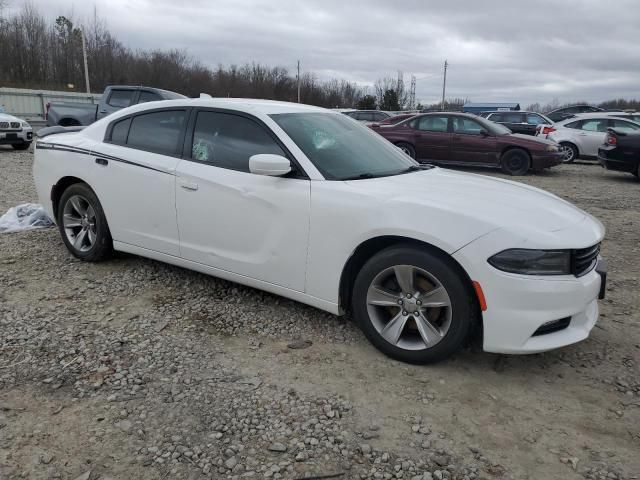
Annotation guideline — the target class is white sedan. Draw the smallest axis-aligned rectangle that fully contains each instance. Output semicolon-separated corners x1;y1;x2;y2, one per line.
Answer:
539;113;640;162
33;98;606;363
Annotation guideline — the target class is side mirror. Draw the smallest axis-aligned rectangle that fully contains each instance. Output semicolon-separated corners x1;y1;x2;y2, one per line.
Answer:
249;154;291;176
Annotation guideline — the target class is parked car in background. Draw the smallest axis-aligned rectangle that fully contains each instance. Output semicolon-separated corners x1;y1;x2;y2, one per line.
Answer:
546;105;603;122
610;112;640;124
372;112;563;175
369;113;418;129
540;114;640;163
0;112;33;150
598;128;640;179
482;111;554;136
343;110;394;124
46;85;185;127
33;98;606;363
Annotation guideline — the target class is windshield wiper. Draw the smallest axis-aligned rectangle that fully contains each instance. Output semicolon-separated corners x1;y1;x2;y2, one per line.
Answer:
341;173;377;180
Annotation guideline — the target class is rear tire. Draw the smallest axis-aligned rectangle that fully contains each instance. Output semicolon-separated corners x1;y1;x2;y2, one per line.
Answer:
57;183;113;261
351;245;475;364
500;149;531;176
395;142;416;159
559;142;578;163
11;142;31;150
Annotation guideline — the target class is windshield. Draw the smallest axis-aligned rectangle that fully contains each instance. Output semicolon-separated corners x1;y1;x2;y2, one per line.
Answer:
271;112;419;180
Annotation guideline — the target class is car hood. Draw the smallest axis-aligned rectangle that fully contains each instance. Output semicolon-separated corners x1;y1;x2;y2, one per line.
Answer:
504;133;558;147
345;167;589;234
0;112;23;123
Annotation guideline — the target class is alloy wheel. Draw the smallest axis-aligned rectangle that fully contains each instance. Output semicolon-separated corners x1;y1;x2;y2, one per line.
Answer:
561;144;575;162
366;265;452;351
62;195;97;252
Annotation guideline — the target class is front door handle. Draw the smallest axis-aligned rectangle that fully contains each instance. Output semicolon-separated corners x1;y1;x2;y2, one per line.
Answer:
179;181;199;191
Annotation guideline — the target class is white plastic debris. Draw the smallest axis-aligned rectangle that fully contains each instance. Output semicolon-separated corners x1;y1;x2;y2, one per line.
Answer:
0;203;53;233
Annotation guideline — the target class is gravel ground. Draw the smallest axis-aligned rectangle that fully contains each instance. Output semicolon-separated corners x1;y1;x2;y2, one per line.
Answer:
1;145;639;480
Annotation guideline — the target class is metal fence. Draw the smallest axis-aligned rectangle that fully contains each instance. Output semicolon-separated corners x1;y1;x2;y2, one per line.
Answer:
0;88;101;127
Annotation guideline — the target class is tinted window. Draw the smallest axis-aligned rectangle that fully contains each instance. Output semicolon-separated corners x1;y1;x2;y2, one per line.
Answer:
610;119;640;131
191;111;285;172
564;120;582;129
107;90;134;108
488;113;503;122
126;110;186;155
417;115;448;132
110;117;131;143
452;117;484;135
580;119;607;132
137;91;162;104
526;114;547;125
503;113;523;123
373;112;388;121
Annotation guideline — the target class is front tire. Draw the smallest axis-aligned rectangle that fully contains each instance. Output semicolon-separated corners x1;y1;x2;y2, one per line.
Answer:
559;142;578;163
11;142;31;150
352;245;475;364
57;183;113;261
395;142;416;159
500;149;531;175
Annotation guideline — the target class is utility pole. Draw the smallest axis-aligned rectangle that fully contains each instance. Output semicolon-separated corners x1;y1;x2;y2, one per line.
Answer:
80;28;91;95
296;60;301;103
441;60;448;111
410;75;416;110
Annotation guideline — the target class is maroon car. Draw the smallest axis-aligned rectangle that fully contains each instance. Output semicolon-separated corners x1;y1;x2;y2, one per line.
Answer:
371;112;563;175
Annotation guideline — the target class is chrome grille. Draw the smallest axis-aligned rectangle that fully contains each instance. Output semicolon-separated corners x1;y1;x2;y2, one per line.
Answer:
10;121;20;128
572;244;599;277
0;122;8;129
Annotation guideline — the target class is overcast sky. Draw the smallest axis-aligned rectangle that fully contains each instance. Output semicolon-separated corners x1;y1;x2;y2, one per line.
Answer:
13;0;640;106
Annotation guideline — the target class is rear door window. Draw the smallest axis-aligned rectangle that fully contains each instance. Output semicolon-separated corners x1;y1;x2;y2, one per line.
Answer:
526;114;547;125
107;89;135;108
137;91;162;104
580;119;608;132
126;110;187;155
503;112;523;123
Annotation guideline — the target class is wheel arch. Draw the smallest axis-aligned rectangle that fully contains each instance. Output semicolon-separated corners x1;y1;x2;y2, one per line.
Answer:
500;145;532;162
51;176;92;221
338;235;482;322
558;140;580;155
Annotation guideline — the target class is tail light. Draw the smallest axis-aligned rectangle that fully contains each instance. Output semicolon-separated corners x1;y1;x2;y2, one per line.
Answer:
45;102;50;121
605;133;617;146
541;126;556;135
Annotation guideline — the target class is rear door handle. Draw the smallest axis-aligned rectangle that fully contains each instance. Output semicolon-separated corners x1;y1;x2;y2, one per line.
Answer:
95;158;108;166
98;109;108;114
179;180;199;191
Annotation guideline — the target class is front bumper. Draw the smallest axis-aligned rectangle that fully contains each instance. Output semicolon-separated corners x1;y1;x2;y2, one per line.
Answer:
453;225;604;355
0;128;33;145
531;151;564;169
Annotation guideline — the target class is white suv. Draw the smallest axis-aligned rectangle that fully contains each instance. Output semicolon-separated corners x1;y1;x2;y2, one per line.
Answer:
0;112;33;150
539;114;640;163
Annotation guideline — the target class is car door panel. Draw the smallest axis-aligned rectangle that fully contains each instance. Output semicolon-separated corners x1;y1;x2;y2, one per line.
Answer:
174;109;310;291
175;162;310;290
450;117;497;164
90;142;181;256
413;115;451;161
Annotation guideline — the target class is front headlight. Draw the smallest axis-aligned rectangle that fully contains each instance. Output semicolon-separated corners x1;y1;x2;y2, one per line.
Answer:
21;121;30;128
546;145;559;152
488;249;571;275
